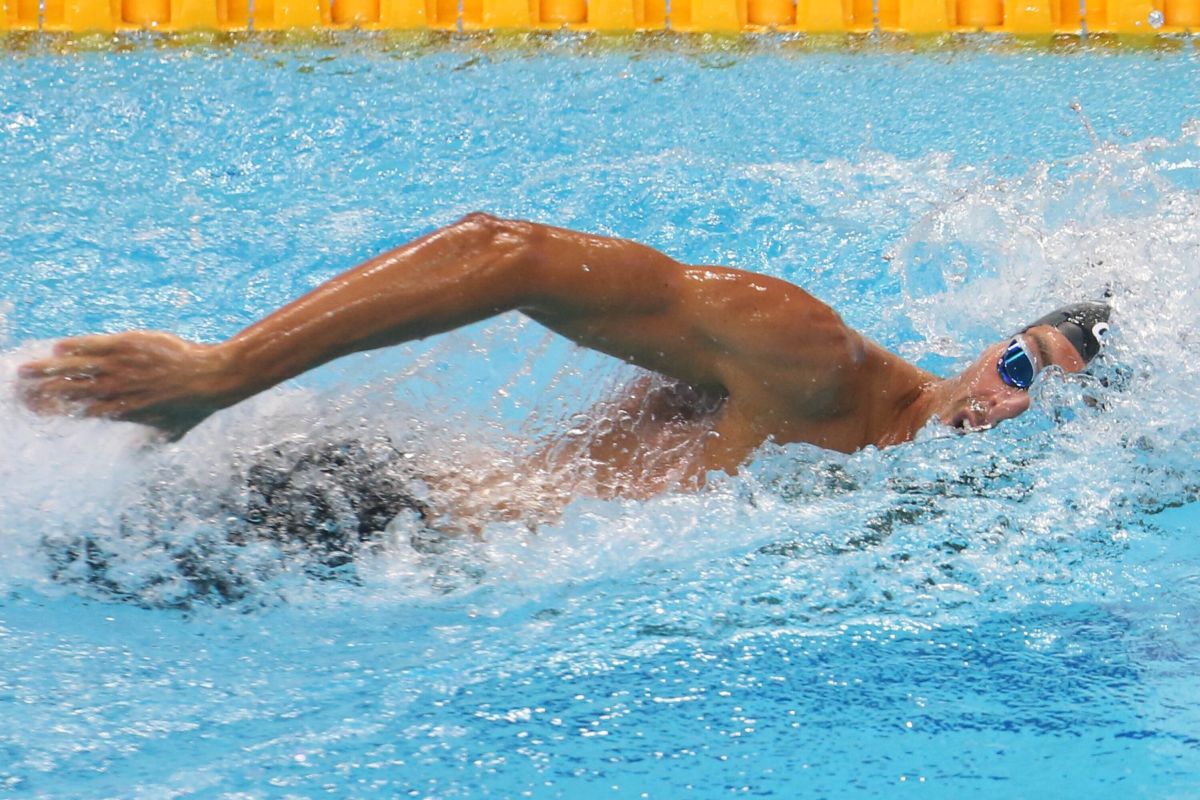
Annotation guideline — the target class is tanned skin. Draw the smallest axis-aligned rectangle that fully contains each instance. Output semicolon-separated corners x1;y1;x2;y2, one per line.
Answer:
18;214;1086;502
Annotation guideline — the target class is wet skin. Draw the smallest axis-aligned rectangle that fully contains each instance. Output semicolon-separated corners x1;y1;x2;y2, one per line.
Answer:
18;214;1088;500
916;325;1085;434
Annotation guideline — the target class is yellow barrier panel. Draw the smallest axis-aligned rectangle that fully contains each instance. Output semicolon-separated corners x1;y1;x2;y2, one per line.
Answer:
898;0;951;31
850;0;868;26
167;0;218;28
1058;0;1080;28
376;0;424;26
747;0;794;24
13;0;34;28
796;0;850;28
239;0;260;24
121;0;166;24
3;0;1197;34
956;0;1000;26
221;0;248;25
641;0;665;26
430;0;452;25
66;0;116;27
271;0;322;26
1103;0;1155;30
1164;0;1199;23
331;0;378;21
257;0;275;27
670;0;692;27
539;0;584;22
43;0;65;25
427;0;465;26
480;0;530;26
877;0;899;26
677;0;740;29
587;0;637;27
1003;0;1053;31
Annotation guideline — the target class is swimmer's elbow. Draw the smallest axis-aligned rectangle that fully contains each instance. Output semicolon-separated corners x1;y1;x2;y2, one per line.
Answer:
444;212;547;310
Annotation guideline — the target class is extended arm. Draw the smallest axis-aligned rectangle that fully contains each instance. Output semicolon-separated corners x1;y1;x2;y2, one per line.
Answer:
19;213;854;436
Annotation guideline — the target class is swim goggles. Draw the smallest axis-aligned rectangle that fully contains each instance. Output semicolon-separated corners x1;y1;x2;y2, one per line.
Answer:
997;336;1037;390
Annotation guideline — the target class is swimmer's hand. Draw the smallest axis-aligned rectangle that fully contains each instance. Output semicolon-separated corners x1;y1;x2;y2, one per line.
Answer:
18;332;240;439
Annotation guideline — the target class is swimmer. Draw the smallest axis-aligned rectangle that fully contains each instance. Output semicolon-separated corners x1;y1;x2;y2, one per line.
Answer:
18;213;1111;505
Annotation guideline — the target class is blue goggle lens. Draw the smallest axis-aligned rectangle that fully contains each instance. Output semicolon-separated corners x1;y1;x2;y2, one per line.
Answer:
997;338;1036;390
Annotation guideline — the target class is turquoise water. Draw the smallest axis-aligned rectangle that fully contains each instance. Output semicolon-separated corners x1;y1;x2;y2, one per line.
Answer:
3;39;1200;797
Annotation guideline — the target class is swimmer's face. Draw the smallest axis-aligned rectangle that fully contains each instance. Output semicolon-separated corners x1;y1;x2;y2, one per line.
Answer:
946;325;1086;431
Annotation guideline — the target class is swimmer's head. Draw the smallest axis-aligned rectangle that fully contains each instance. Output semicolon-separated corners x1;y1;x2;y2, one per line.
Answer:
935;301;1112;431
1019;301;1112;365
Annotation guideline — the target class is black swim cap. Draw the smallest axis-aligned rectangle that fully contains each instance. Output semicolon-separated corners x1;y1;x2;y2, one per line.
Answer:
1022;301;1112;363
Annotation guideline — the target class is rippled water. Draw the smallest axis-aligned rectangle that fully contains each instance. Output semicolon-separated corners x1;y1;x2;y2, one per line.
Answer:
2;38;1200;797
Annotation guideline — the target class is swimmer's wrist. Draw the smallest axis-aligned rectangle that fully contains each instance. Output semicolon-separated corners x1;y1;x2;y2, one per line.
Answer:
205;337;303;407
202;340;259;409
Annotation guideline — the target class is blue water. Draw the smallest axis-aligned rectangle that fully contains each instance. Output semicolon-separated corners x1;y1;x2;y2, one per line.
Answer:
3;39;1200;798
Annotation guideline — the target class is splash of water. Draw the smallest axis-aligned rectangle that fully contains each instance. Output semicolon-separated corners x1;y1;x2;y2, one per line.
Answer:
1;120;1199;628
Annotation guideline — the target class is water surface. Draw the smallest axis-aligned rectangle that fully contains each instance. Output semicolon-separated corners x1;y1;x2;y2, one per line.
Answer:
2;40;1200;798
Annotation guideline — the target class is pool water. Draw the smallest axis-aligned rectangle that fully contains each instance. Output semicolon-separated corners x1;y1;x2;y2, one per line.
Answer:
3;37;1200;798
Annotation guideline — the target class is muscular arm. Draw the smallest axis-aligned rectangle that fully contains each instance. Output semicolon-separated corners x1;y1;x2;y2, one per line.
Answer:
19;213;855;436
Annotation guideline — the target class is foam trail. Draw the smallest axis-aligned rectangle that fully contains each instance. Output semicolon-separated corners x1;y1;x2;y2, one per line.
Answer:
0;341;369;605
0;344;158;589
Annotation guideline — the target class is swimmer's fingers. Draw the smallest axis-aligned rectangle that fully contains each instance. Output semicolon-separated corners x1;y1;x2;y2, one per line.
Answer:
25;331;174;373
18;355;106;380
18;377;81;417
27;375;127;401
20;374;179;432
20;374;134;414
50;334;130;358
17;333;137;382
20;332;197;388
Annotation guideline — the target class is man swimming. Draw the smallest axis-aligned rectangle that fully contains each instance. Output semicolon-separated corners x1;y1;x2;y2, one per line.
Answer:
18;213;1111;505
